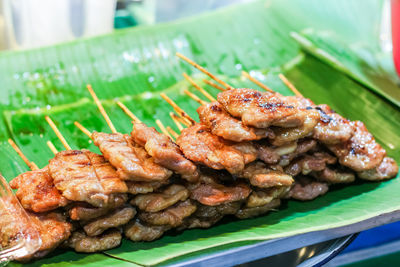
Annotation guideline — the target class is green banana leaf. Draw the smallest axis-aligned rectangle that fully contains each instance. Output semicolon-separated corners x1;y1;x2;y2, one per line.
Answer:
1;0;399;266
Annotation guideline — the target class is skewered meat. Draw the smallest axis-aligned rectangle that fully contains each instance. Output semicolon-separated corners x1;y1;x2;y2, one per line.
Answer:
139;199;197;227
278;139;317;166
197;102;274;142
217;88;315;128
236;198;281;219
241;162;294;188
257;140;299;165
92;132;172;181
176;123;256;174
124;219;170;242
132;123;199;182
271;110;320;146
246;187;290;208
69;194;128;221
313;105;354;145
126;180;166;195
287;177;329;201
328;121;386;172
358;157;399;181
10;167;69;213
48;150;127;207
131;184;189;212
284;152;336;176
190;175;251;206
312;167;355;184
67;229;122;253
83;206;136;236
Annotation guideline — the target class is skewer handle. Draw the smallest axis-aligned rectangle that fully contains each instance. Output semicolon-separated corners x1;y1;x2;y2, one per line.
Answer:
45;116;72;150
8;139;39;171
242;71;274;93
278;74;303;97
117;101;141;123
183;73;216;102
87;84;117;133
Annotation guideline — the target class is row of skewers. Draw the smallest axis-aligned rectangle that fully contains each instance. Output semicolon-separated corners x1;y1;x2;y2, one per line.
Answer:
2;53;398;261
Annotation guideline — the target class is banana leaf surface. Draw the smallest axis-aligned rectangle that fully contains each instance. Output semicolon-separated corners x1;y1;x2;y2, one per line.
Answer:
1;0;399;266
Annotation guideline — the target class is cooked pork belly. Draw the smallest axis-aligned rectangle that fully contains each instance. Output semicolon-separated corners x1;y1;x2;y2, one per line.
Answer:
287;177;329;201
92;132;172;181
328;121;386;172
10;167;69;213
197;102;274;142
246;187;290;208
176;123;257;174
241;161;294;188
236;198;281;219
126;180;166;195
132;123;199;182
139;199;197;227
284;151;337;177
48;150;127;207
83;206;136;236
358;157;399;181
68;229;122;253
131;184;189;212
124;219;170;242
311;167;355;184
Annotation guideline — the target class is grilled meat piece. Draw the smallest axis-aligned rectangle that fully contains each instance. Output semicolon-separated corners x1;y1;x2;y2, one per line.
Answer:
131;184;189;212
236;198;281;219
284;152;337;177
69;194;128;221
246;187;290;208
241;161;294;188
48;150;127;207
49;150;128;207
83;206;136;236
124;219;170;242
313;105;354;145
132;123;199;182
358;157;399;181
328;121;386;172
271;110;320;146
176;123;256;174
197;102;274;142
92;132;172;181
190;175;251;206
68;229;122;253
287;177;329;201
10;167;68;213
278;139;317;166
312;167;355;184
139;199;197;227
257;141;299;165
126;180;166;195
217;88;314;128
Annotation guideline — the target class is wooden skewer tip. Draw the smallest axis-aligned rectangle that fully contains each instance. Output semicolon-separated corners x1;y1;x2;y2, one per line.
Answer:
45;116;72;150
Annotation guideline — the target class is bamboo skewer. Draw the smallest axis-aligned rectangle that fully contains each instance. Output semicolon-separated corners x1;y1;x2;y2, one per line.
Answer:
156;119;173;140
278;74;303;97
46;140;58;155
170;112;185;131
176;52;232;89
87;84;117;133
183;73;216;102
242;71;274;93
45;116;72;150
74;122;92;139
203;79;225;91
8;139;39;170
117;101;141;123
184;89;208;105
160;93;195;125
166;126;179;139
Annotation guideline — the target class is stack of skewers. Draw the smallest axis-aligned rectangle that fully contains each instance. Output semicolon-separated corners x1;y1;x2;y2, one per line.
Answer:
3;54;398;262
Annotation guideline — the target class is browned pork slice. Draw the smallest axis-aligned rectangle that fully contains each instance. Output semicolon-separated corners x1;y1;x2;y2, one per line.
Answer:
286;177;329;201
48;150;127;207
197;102;274;142
67;229;122;253
327;121;386;172
92;132;172;181
132;122;199;182
311;167;355;184
241;161;294;188
131;184;189;212
217;88;315;128
284;151;337;177
189;175;251;206
236;198;281;219
126;180;166;195
246;187;290;208
357;157;398;181
10;167;69;213
124;219;171;242
176;123;257;174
